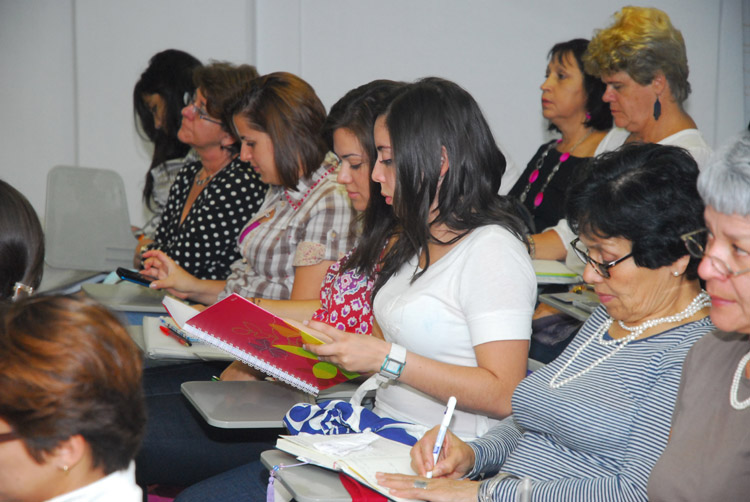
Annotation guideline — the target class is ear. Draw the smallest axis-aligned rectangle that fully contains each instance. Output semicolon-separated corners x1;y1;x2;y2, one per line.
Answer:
48;434;87;471
672;253;691;276
651;73;667;95
439;146;450;178
219;130;236;148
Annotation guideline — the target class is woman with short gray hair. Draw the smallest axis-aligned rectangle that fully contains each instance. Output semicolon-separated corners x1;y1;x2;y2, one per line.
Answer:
649;130;750;501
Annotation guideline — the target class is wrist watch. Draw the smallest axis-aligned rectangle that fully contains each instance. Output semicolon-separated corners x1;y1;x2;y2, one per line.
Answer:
378;343;407;380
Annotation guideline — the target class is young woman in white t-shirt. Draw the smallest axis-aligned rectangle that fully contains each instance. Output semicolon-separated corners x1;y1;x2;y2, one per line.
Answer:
307;78;536;440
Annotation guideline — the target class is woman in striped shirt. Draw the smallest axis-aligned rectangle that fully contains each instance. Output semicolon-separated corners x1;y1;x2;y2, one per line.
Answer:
378;144;714;502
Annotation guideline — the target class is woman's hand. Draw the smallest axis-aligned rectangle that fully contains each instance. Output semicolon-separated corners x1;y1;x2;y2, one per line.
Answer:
411;426;476;479
141;250;197;299
375;473;480;502
303;320;390;374
220;361;264;381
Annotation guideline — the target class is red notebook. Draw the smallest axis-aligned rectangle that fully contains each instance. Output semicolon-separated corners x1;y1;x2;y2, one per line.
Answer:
182;294;358;394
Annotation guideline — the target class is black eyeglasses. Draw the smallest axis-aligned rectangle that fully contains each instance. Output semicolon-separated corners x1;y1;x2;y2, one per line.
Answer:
681;228;750;278
0;431;19;444
183;91;223;126
571;237;633;278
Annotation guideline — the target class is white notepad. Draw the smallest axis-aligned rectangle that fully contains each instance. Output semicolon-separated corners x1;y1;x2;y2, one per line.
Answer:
276;432;420;502
533;259;582;284
141;316;232;361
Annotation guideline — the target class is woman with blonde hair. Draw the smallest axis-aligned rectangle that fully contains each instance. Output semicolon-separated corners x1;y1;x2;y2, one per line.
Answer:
534;6;711;265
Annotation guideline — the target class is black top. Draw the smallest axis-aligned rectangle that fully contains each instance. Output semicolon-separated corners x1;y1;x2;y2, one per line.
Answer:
509;140;589;233
152;157;267;280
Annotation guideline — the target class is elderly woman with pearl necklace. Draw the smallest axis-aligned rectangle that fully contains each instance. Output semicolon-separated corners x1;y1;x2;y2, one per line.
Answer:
377;143;714;502
648;131;750;501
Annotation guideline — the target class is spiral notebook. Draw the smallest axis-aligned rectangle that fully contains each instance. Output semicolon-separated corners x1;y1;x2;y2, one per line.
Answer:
180;294;358;395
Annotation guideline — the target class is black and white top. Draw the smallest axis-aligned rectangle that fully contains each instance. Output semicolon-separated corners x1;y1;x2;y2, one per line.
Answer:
151;157;267;280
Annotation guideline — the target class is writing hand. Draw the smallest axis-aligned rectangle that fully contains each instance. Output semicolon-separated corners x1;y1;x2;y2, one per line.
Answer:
411;426;475;479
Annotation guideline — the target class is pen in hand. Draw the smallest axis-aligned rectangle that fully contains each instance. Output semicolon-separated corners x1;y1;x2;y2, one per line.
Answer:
426;395;457;479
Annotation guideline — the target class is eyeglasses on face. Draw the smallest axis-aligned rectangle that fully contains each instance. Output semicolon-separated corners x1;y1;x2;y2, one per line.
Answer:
681;228;750;278
571;237;633;279
183;91;223;126
0;430;20;444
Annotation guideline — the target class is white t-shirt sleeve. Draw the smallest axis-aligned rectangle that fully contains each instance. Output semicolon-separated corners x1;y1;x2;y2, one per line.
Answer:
458;227;536;346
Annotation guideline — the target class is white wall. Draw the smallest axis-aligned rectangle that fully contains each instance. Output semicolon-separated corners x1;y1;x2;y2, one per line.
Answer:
0;0;744;227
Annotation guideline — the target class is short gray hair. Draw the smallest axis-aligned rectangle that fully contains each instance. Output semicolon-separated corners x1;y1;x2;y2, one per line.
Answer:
698;131;750;216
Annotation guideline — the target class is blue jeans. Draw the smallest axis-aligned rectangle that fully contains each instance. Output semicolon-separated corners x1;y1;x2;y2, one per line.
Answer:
135;362;279;488
173;460;270;501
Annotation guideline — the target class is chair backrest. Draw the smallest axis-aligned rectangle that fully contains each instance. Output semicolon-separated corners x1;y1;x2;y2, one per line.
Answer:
44;165;135;271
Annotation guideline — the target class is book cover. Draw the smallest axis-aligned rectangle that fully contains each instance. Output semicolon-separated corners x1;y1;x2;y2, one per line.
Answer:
182;294;358;394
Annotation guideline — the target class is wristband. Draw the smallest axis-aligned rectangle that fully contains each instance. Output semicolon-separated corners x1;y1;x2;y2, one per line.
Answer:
378;343;406;380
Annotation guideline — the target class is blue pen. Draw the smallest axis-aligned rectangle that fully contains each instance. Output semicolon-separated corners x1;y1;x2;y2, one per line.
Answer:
427;396;457;478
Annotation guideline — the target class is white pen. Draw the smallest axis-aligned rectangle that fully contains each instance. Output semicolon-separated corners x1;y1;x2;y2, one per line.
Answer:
426;396;457;479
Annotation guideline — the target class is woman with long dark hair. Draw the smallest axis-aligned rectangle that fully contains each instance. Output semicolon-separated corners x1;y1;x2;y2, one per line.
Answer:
306;78;536;438
133;49;202;237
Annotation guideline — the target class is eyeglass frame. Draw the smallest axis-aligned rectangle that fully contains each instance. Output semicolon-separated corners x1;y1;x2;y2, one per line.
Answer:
0;431;20;444
570;237;634;279
681;228;750;278
183;91;223;126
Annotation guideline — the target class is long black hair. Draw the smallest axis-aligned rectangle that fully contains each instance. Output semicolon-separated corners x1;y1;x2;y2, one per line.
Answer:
0;180;44;300
375;78;526;294
133;49;201;209
323;80;405;277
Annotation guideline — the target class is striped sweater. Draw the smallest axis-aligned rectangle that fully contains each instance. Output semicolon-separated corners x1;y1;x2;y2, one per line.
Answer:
468;306;714;501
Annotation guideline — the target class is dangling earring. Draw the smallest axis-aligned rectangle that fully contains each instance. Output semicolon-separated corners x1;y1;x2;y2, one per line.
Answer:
653;96;662;121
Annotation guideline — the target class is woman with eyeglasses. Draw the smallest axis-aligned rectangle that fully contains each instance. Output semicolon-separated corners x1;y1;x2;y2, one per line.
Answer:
378;143;714;502
0;295;146;501
134;62;267;281
649;131;750;501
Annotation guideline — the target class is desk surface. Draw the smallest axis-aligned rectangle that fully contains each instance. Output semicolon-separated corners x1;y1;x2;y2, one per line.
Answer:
39;265;106;294
261;449;352;502
538;291;599;322
181;381;314;429
82;282;166;312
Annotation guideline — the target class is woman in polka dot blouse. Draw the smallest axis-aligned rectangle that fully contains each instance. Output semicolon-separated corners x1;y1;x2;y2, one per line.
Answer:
136;62;267;280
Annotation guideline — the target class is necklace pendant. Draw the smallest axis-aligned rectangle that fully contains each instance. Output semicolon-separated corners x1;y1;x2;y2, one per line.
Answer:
533;192;544;207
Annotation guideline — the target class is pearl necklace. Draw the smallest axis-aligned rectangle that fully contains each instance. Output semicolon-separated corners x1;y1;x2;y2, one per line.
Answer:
730;350;750;410
549;290;711;389
519;130;592;209
284;163;337;210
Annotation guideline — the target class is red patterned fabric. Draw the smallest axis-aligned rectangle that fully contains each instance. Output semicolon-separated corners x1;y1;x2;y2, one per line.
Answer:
312;249;377;335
